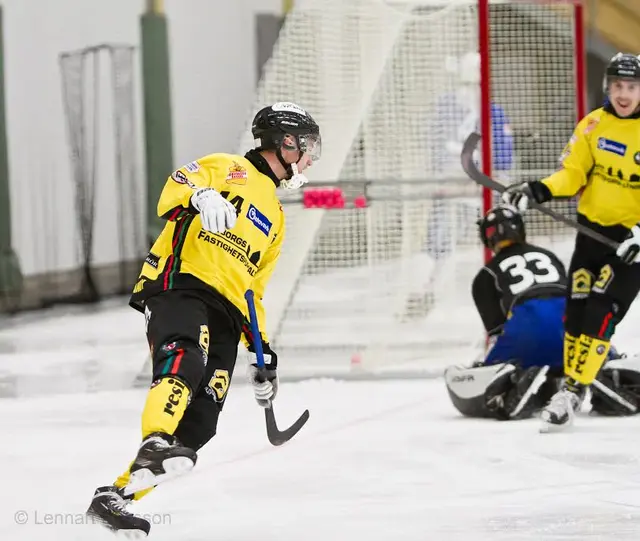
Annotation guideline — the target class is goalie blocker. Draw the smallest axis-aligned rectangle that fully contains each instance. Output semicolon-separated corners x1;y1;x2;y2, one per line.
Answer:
446;350;640;420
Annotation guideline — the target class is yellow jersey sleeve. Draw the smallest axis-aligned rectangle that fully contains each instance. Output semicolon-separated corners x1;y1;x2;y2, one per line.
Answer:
156;161;215;220
541;114;596;197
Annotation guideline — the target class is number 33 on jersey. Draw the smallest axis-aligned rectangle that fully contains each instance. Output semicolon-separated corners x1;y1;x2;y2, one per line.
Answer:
130;153;285;337
472;243;567;336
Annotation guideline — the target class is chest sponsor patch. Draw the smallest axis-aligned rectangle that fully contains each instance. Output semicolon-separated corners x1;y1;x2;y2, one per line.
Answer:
184;161;200;173
246;204;272;236
226;161;248;185
597;137;627;157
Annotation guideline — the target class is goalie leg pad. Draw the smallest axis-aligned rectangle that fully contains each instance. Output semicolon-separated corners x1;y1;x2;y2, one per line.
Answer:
591;354;640;416
445;364;514;418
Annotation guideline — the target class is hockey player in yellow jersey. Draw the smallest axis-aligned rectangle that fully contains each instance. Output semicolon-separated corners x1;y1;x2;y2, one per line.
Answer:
502;53;640;431
87;102;321;536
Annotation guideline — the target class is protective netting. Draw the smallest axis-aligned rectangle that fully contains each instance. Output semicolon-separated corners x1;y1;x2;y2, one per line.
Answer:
238;0;581;378
56;44;143;306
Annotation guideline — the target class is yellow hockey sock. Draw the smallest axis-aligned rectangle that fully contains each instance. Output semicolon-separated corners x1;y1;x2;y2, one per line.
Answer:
111;377;191;501
141;376;190;438
563;333;578;375
565;334;610;385
114;464;155;500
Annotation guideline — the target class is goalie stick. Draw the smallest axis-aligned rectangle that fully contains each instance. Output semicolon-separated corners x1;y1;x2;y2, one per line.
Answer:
460;132;620;251
245;289;310;446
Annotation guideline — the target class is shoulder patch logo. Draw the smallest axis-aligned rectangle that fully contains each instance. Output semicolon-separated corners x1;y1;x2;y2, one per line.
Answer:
247;204;272;236
226;161;248;185
171;170;196;189
597;137;627;157
184;161;200;173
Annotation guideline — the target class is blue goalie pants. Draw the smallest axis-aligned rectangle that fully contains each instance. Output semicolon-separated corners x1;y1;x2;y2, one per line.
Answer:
484;297;565;370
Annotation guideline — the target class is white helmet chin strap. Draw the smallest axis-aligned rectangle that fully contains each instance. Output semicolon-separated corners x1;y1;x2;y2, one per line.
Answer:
280;162;309;190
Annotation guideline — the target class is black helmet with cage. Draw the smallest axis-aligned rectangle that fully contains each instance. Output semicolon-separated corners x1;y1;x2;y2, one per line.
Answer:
603;53;640;93
251;102;321;176
478;204;525;252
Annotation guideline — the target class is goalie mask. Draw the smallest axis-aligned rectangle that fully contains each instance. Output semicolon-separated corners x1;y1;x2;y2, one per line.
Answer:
478;204;525;252
252;102;321;189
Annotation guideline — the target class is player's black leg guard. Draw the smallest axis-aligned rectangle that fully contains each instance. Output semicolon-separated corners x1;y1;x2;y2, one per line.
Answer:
174;394;222;451
151;339;206;394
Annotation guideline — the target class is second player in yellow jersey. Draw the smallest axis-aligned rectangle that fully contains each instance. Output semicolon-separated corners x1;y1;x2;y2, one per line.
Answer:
503;53;640;431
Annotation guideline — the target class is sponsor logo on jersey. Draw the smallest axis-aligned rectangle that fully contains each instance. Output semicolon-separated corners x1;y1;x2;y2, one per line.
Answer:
597;137;627;156
247;204;272;236
225;161;248;185
583;118;599;134
171;170;196;188
144;252;160;269
184;161;200;173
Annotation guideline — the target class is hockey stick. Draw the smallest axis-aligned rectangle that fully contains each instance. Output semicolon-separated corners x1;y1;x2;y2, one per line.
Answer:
460;132;620;251
591;378;638;413
244;290;310;446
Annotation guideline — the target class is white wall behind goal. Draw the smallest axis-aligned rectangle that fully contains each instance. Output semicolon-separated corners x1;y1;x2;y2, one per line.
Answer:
4;0;279;276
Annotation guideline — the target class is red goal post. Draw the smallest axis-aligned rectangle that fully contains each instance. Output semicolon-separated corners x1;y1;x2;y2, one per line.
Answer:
234;0;586;380
479;0;586;263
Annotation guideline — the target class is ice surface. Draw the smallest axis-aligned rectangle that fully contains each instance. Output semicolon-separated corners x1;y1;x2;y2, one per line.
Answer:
3;289;640;540
2;375;640;538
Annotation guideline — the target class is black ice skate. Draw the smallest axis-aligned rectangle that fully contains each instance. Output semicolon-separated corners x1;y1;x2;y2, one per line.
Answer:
124;432;197;496
86;485;150;539
540;388;581;433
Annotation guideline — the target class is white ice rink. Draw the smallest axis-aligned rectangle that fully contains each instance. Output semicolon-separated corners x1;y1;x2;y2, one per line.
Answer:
3;300;640;540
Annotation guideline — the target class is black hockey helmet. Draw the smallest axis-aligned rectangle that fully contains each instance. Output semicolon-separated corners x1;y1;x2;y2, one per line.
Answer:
603;53;640;93
252;102;321;169
478;204;525;251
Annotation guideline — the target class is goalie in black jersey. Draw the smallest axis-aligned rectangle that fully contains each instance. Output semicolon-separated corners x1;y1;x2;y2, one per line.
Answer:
445;205;640;420
446;204;566;420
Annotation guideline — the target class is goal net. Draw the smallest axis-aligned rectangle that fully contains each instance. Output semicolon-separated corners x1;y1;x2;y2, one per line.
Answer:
238;0;583;379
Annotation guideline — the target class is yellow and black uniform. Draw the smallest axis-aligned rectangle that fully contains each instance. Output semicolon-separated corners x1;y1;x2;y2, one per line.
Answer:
529;104;640;387
130;150;285;343
114;150;285;497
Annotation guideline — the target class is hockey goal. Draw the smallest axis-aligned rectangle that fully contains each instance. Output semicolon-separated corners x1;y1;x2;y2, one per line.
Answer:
237;0;585;379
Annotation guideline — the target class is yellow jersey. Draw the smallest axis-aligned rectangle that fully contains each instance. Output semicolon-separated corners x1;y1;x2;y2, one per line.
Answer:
542;106;640;228
130;150;285;344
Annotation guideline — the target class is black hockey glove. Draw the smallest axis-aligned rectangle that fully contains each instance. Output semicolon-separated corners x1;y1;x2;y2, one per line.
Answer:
247;342;279;408
501;181;552;213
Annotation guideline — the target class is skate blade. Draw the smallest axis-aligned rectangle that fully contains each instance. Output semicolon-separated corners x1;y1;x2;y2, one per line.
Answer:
115;529;149;540
539;412;574;433
124;456;194;496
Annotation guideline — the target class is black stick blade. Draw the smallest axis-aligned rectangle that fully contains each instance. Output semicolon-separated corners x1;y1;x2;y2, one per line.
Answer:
265;405;310;446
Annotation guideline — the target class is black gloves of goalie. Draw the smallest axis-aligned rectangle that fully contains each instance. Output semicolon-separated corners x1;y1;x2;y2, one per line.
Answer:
501;181;553;213
246;342;279;408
